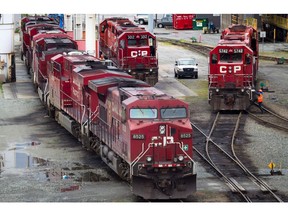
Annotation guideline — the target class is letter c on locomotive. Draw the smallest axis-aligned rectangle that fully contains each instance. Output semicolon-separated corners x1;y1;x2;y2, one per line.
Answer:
219;66;227;73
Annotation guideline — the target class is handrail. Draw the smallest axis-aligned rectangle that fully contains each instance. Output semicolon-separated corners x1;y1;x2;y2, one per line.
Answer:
130;140;194;176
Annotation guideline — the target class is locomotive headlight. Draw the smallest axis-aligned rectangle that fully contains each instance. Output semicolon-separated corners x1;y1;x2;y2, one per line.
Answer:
178;155;184;162
216;88;219;92
146;156;152;163
241;89;244;92
159;125;165;135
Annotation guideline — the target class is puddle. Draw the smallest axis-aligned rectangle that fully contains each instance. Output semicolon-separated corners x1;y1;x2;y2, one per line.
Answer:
44;168;110;182
0;142;110;185
0;142;47;170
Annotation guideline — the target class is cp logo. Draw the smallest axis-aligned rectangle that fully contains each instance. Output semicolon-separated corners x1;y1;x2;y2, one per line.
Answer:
131;50;148;57
219;65;241;74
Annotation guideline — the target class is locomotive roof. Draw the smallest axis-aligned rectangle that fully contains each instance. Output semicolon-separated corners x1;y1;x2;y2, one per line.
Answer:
36;29;63;35
42;48;77;57
217;41;248;45
88;76;148;95
73;63;110;73
25;20;58;29
33;32;69;42
27;23;58;29
22;16;54;22
27;23;59;33
105;17;147;33
64;54;98;63
120;87;169;99
44;37;75;45
105;17;137;27
220;24;256;44
227;24;255;32
73;65;129;81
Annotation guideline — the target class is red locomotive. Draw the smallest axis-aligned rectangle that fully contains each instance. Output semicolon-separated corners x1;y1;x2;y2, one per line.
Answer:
20;16;197;200
31;31;77;102
20;16;58;63
208;24;259;111
26;24;66;74
99;17;159;86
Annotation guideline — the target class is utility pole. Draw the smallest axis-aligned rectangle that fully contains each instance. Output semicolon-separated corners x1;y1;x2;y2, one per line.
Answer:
85;14;96;57
74;14;83;40
148;14;154;34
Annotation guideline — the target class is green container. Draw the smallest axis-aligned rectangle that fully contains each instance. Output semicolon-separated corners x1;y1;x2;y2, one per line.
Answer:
193;18;208;30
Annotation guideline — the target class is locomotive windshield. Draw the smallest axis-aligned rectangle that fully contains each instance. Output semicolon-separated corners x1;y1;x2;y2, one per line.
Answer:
130;108;157;119
220;53;242;62
160;107;187;119
127;34;148;46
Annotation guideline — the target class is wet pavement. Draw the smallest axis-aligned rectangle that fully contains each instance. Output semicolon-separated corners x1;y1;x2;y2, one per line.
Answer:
0;35;137;203
0;32;232;203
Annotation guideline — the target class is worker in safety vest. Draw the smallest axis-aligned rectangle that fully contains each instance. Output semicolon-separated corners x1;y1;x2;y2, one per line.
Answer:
256;89;264;113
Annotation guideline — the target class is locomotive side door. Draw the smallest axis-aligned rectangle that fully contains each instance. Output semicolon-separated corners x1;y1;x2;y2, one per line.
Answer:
149;36;156;56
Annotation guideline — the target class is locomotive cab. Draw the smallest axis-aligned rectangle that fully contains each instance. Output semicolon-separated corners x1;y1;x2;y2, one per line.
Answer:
208;45;256;110
119;87;197;199
208;25;259;111
99;17;159;86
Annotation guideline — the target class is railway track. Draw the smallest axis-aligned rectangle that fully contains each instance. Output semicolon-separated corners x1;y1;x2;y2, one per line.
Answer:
157;37;283;62
192;112;283;202
157;38;213;56
247;105;288;132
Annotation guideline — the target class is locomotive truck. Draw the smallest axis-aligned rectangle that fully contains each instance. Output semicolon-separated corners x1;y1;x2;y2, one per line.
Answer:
20;16;197;200
99;17;159;86
208;24;259;111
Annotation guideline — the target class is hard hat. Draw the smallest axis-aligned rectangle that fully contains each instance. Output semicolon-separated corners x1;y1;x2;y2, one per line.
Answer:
259;89;262;92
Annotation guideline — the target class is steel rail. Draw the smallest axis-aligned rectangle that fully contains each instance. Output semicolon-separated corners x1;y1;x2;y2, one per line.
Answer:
246;109;288;132
231;112;284;202
192;113;251;202
192;111;283;202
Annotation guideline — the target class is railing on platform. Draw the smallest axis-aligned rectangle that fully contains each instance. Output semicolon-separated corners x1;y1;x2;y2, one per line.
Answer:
262;15;288;30
244;17;257;30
